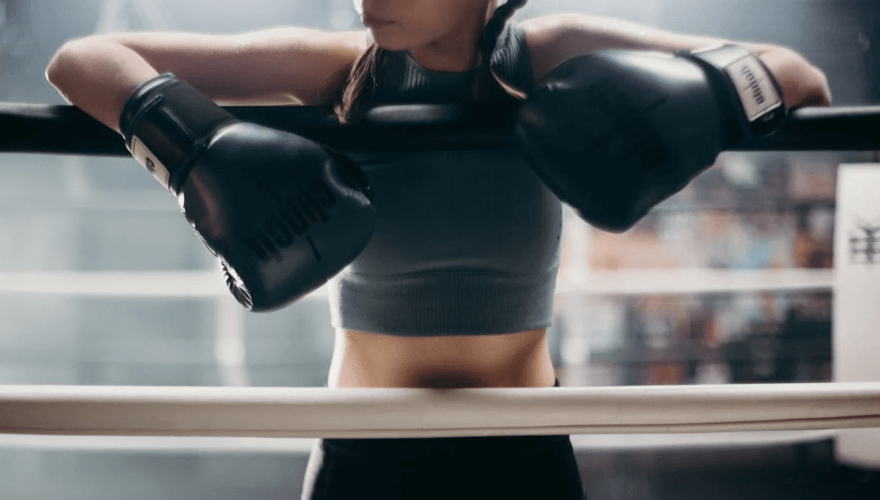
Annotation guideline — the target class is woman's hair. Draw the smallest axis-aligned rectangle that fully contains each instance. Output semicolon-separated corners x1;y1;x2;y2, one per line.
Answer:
334;0;529;124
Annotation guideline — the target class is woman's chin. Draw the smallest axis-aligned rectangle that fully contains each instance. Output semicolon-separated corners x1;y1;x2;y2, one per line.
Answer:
368;29;412;51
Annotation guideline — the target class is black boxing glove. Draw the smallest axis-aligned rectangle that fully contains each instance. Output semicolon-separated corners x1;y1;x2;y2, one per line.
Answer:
515;45;786;233
120;73;375;311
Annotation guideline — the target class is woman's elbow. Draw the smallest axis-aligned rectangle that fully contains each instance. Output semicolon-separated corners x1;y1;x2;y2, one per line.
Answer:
758;46;833;108
805;64;833;107
46;38;95;92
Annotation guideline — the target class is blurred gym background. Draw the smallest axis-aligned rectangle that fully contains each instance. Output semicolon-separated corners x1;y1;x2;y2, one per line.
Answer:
0;0;878;498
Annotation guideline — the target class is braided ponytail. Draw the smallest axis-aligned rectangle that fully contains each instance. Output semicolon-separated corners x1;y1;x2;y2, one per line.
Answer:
334;42;385;124
473;0;529;102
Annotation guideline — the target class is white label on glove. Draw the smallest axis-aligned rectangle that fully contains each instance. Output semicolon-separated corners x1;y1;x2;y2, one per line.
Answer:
725;55;783;122
130;137;171;190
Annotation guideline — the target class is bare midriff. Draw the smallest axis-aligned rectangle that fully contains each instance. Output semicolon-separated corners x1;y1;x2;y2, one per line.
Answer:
328;328;557;388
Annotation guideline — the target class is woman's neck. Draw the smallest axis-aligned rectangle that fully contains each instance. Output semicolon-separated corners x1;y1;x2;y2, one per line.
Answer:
407;14;485;73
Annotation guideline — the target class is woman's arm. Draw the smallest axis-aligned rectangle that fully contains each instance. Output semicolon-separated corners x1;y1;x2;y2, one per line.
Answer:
522;14;832;108
46;28;368;132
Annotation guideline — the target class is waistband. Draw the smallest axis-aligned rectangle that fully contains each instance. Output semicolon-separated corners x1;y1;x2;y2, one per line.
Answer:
320;380;565;456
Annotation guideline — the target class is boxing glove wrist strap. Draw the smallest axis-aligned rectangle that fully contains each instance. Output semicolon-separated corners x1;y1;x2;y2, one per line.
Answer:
678;44;787;142
119;73;237;194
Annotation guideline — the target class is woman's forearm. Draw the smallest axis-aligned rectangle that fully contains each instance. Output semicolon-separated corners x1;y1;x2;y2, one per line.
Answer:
46;37;160;133
523;15;834;110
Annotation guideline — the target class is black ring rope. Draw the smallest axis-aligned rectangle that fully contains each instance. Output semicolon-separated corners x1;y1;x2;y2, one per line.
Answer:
1;102;878;156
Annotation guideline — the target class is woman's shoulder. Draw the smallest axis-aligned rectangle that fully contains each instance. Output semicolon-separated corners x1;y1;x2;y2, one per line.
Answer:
519;13;603;81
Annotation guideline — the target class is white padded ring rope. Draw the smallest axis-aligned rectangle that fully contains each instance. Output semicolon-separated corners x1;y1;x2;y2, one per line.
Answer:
0;268;836;298
1;383;879;439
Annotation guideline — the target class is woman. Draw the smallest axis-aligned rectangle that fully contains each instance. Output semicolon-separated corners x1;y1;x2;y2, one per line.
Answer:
45;1;832;499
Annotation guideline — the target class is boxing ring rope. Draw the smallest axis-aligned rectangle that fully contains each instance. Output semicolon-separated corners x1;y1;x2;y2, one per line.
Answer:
0;268;836;298
1;383;879;438
2;103;880;156
0;102;878;448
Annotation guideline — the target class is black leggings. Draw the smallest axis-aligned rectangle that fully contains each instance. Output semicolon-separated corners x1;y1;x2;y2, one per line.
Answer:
301;381;585;500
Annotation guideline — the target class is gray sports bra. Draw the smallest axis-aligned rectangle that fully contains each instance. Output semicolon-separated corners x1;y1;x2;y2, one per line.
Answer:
328;24;563;336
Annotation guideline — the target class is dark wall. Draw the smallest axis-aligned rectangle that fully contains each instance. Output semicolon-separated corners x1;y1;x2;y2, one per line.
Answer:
3;0;878;104
859;1;880;102
653;0;878;105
